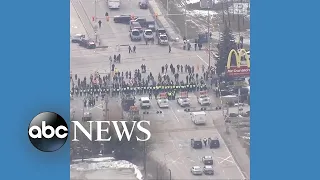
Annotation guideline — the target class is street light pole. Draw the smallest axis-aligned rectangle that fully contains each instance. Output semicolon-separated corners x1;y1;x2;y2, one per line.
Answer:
94;0;97;22
184;1;188;38
207;0;211;69
169;169;172;180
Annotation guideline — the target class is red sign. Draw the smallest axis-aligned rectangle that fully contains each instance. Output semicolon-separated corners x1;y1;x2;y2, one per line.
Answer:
227;66;250;76
159;93;167;99
180;91;187;97
199;91;207;95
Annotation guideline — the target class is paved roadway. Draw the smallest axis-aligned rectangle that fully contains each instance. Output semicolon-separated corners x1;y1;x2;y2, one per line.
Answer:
70;0;246;179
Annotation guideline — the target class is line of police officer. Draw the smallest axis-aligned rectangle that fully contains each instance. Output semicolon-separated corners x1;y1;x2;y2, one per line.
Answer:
71;82;208;97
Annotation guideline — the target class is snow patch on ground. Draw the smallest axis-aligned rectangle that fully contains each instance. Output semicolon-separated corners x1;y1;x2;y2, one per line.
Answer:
71;157;143;180
186;9;219;17
228;3;250;15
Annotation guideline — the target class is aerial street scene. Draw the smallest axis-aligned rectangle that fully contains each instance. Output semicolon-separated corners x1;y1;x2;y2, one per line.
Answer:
70;0;250;179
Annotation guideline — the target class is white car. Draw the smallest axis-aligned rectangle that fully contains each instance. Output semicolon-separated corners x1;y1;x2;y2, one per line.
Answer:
177;97;190;107
71;34;85;43
143;29;154;40
158;34;168;45
197;95;211;106
157;98;169;108
130;29;142;41
191;166;202;175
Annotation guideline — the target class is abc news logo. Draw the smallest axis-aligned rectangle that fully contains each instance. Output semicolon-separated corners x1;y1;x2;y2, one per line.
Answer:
28;112;151;152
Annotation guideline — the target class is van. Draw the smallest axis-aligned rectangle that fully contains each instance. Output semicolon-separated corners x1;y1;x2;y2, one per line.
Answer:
191;111;206;125
139;97;151;109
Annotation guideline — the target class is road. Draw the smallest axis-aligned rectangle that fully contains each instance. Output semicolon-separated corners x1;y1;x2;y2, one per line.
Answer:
156;0;250;46
70;0;246;179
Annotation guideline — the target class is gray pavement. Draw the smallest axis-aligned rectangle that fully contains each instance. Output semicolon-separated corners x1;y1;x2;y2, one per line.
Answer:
70;0;247;179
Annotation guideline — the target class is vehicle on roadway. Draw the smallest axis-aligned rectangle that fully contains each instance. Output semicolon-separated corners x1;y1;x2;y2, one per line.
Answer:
156;28;167;36
190;166;202;175
130;21;143;33
176;91;190;107
114;15;134;24
78;38;96;49
82;111;92;121
71;34;85;43
191;111;206;125
139;97;151;109
108;0;121;9
191;138;202;149
139;0;148;9
202;156;214;165
203;165;214;175
158;34;168;45
197;90;211;106
208;138;220;149
130;29;142;41
157;93;169;108
143;29;154;41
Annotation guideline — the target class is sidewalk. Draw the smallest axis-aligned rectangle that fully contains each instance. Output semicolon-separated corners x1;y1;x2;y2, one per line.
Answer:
70;1;88;36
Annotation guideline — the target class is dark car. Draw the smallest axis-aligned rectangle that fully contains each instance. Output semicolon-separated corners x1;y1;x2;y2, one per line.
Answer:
139;0;148;9
191;138;202;149
156;28;167;37
78;39;96;49
208;138;220;149
114;15;135;24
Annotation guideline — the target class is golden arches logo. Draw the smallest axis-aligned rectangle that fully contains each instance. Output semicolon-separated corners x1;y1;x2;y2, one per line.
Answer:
226;49;250;69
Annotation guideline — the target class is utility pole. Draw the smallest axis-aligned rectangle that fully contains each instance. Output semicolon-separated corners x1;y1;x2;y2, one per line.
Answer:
94;0;97;22
184;1;187;39
207;0;211;69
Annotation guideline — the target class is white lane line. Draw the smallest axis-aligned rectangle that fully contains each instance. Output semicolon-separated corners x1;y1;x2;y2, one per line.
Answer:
197;54;208;66
216;133;247;180
169;103;180;122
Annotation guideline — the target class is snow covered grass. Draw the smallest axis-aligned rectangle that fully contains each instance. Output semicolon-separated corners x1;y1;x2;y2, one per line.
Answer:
71;157;143;180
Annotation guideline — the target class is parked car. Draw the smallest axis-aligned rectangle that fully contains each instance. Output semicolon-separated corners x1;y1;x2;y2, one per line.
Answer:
203;165;214;175
202;156;214;165
191;138;202;149
191;166;202;175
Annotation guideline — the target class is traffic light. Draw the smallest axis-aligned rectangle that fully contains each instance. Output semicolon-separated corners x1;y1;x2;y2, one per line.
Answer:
92;16;95;22
130;14;135;20
154;13;158;18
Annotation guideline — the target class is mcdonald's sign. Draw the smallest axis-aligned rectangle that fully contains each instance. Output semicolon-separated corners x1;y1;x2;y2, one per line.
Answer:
226;49;250;77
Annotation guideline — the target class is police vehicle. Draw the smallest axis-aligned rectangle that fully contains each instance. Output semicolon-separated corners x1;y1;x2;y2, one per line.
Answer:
157;93;169;108
191;166;202;175
158;34;168;45
197;91;211;106
139;97;151;109
177;91;190;107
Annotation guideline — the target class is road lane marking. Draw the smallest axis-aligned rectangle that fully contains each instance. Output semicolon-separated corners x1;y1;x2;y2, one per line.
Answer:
169;106;180;122
197;55;209;66
216;133;247;179
218;156;235;164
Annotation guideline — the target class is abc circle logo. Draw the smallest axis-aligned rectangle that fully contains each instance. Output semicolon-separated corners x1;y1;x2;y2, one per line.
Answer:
28;112;68;152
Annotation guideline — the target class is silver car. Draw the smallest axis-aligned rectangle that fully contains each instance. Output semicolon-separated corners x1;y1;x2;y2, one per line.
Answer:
191;166;202;175
143;29;154;40
130;29;142;41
